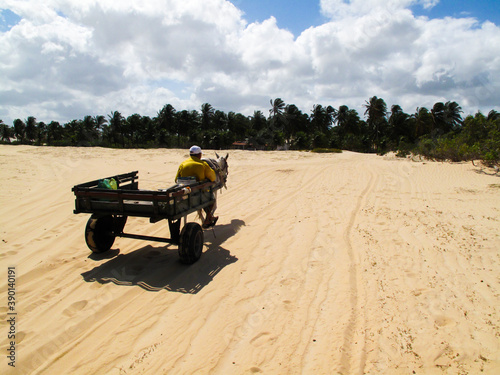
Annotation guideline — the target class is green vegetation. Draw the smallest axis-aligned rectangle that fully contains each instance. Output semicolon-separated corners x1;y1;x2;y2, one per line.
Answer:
0;98;498;164
311;148;343;153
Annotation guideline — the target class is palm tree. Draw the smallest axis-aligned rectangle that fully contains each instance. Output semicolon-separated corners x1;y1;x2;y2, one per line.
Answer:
311;104;328;133
333;105;349;133
93;115;107;143
431;101;463;135
108;111;125;147
227;111;248;141
388;105;412;144
25;116;37;143
251;110;267;133
326;105;336;128
487;110;500;122
332;105;366;151
269;98;287;130
95;115;107;130
176;110;199;146
156;104;176;144
13;119;25;143
269;98;285;118
1;120;12;142
284;104;308;137
364;96;388;151
444;101;463;131
247;111;268;148
333;105;362;136
82;115;98;143
389;104;404;122
201;103;215;131
364;97;387;122
269;98;290;147
127;113;142;147
213;110;228;132
47;121;62;144
36;122;46;145
65;119;87;145
412;107;433;138
430;102;445;133
139;116;156;143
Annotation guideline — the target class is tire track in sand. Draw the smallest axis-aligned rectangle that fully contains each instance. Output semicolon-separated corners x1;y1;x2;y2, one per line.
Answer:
339;163;377;375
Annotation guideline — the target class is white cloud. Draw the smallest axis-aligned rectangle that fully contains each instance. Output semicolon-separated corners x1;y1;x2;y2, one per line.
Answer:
237;17;296;67
0;0;499;124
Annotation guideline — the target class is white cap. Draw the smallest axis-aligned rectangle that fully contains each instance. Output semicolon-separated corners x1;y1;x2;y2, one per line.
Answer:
189;145;202;155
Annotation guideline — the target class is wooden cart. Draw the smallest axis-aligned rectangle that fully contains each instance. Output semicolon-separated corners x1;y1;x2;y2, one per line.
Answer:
72;171;216;264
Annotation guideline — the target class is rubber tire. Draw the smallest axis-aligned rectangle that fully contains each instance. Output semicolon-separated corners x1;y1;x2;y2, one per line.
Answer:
178;222;204;264
85;214;116;253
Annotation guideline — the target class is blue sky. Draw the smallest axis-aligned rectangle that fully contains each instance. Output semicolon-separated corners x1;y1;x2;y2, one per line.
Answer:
0;8;20;32
0;0;499;124
236;0;500;37
235;0;328;35
413;0;500;24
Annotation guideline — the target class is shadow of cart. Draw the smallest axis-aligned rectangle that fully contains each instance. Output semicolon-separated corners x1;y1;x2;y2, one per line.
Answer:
81;220;244;294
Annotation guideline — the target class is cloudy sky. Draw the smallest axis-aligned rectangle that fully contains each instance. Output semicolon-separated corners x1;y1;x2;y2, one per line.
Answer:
0;0;499;125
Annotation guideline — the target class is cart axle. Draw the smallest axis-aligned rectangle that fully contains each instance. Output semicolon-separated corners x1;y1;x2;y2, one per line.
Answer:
116;232;179;245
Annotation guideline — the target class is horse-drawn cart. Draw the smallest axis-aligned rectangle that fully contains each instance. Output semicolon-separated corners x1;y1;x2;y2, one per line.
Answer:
72;171;217;264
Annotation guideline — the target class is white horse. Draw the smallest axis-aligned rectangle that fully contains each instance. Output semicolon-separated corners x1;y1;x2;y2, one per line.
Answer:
203;152;229;190
198;152;229;226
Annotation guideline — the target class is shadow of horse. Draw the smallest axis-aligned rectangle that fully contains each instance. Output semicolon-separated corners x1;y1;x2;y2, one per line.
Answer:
81;219;244;294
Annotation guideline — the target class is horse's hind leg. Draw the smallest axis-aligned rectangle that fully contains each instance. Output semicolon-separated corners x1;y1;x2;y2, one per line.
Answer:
197;209;205;223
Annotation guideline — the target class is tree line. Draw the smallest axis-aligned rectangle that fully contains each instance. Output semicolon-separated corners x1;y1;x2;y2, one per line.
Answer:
0;97;499;163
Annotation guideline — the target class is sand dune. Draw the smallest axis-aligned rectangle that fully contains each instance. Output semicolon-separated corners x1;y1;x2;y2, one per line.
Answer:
1;145;499;374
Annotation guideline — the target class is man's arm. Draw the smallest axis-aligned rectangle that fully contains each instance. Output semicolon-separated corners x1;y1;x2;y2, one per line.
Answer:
175;165;182;182
204;163;216;182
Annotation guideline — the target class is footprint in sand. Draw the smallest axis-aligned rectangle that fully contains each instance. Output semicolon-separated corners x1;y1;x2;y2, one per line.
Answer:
283;300;293;311
62;300;88;317
434;315;456;328
0;250;17;258
0;306;7;321
41;288;62;303
250;332;276;347
411;288;429;297
16;331;27;343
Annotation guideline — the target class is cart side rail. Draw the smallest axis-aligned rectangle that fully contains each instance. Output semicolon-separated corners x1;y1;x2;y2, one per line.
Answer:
72;171;139;191
73;173;217;221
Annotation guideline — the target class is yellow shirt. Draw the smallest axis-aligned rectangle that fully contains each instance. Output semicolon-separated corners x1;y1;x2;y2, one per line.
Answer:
175;156;216;182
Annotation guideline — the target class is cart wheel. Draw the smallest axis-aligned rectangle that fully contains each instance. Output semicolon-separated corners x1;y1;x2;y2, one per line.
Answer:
85;214;116;253
178;222;204;264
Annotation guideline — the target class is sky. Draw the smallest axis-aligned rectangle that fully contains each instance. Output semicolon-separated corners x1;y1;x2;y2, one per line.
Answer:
0;0;499;125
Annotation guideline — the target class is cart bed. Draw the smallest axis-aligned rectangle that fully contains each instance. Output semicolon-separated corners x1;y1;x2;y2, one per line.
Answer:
72;171;216;221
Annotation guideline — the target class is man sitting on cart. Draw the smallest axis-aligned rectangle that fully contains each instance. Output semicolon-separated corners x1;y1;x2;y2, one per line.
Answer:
175;145;218;228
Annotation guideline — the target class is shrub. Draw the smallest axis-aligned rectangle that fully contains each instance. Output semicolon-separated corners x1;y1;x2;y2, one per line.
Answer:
396;140;412;158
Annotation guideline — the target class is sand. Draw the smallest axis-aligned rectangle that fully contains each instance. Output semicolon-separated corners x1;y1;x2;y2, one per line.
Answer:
0;145;499;374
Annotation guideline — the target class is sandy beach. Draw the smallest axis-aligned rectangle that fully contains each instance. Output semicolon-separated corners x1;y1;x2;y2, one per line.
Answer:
0;145;499;374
